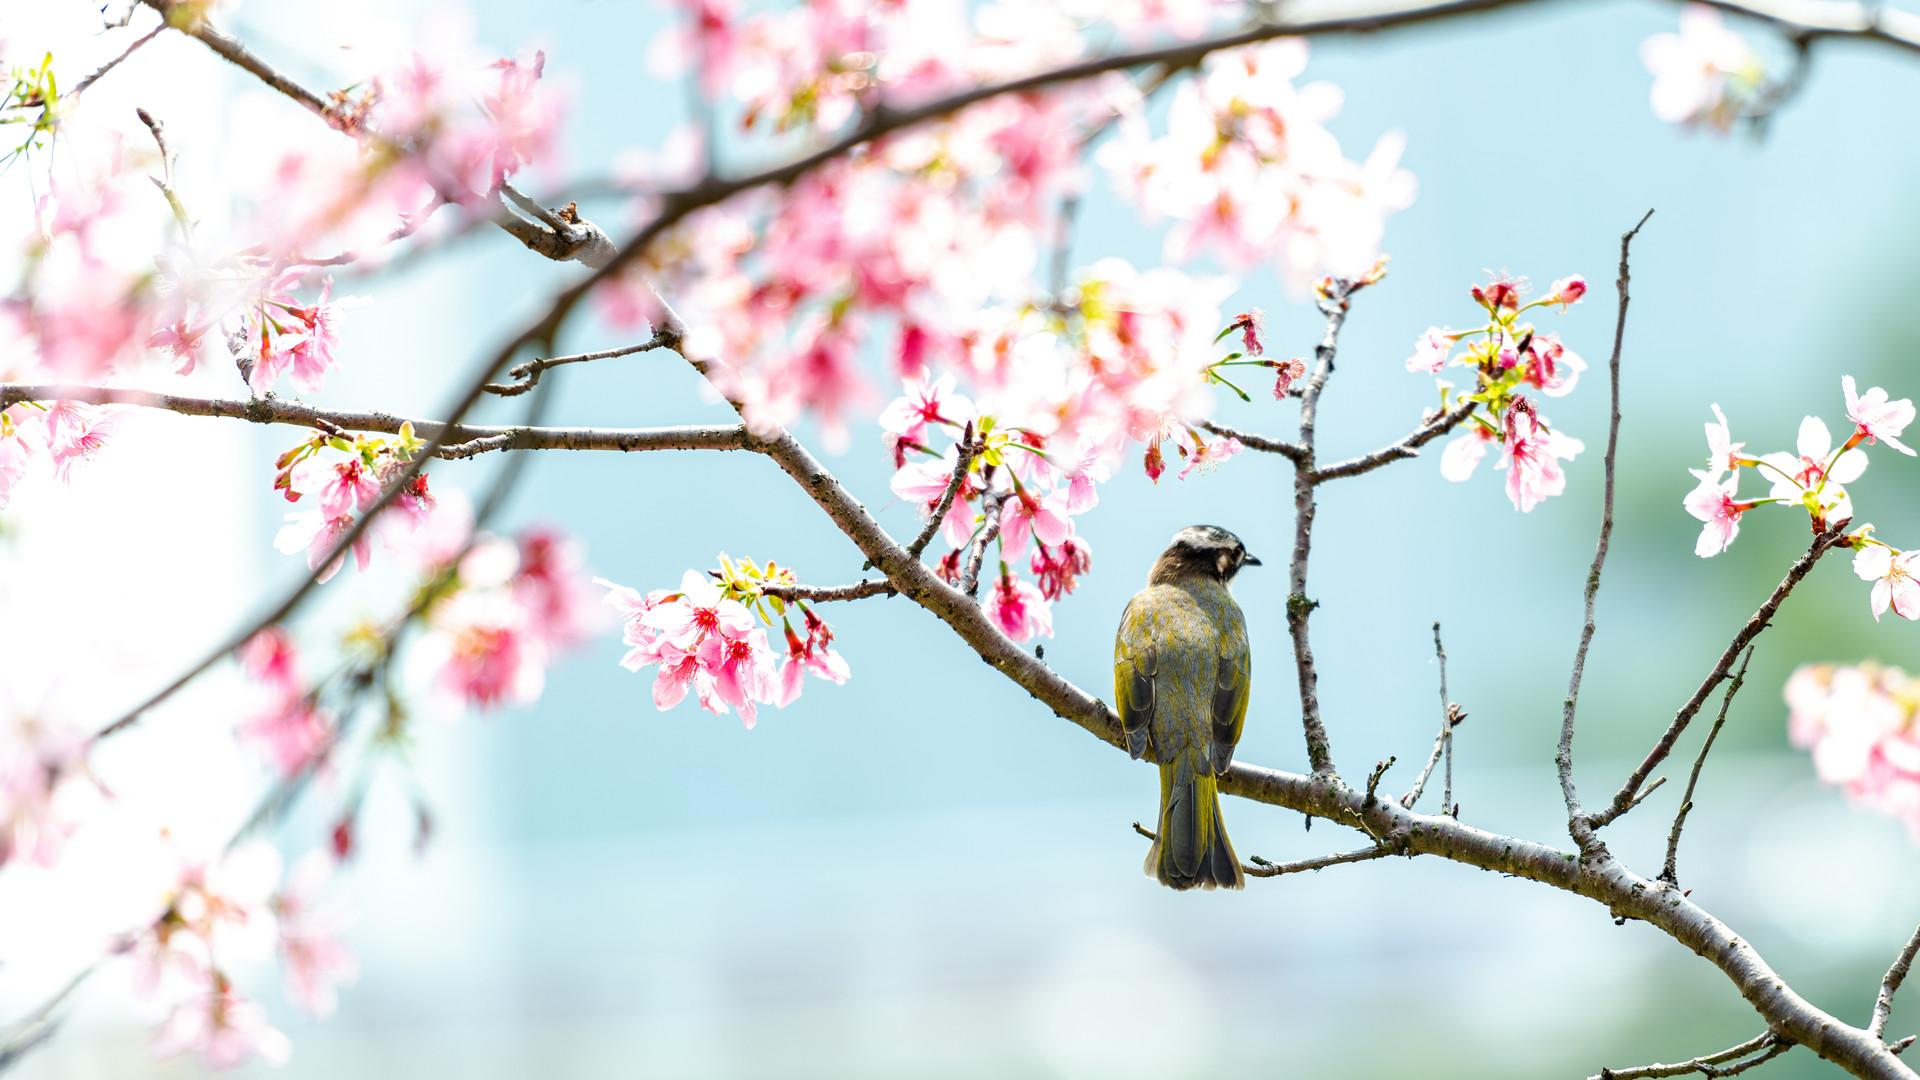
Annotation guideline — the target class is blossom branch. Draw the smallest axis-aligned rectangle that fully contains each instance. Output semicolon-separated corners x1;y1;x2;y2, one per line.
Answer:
1310;399;1478;483
687;347;1920;1078
1872;923;1920;1039
1560;209;1653;852
1659;646;1754;887
1286;280;1357;778
1588;522;1847;829
0;384;749;457
960;492;1008;599
1245;839;1402;878
1592;1032;1791;1080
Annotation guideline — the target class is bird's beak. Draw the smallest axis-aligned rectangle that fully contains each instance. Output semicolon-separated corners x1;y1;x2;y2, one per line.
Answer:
1243;553;1263;567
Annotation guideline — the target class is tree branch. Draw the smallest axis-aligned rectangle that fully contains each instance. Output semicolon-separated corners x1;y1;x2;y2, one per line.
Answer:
1593;1032;1791;1079
0;383;748;456
1198;420;1306;463
1310;399;1478;483
1560;208;1653;853
1872;922;1920;1039
1403;622;1461;813
1286;281;1356;778
906;427;977;561
481;334;675;397
760;580;895;603
1588;523;1846;829
1660;646;1754;887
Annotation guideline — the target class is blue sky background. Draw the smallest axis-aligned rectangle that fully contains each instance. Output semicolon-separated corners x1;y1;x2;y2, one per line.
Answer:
18;1;1920;1077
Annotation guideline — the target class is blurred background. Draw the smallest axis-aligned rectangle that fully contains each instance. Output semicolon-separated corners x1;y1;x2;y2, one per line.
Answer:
7;0;1920;1077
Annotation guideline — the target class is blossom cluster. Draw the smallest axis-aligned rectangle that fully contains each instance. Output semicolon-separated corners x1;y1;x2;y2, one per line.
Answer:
1640;5;1768;132
1405;273;1588;511
133;844;357;1070
600;554;851;728
270;423;436;584
0;398;121;509
1787;662;1920;838
1684;377;1920;622
1099;39;1415;293
1;21;563;395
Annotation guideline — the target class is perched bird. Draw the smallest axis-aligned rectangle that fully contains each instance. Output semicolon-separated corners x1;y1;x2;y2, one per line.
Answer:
1115;525;1259;890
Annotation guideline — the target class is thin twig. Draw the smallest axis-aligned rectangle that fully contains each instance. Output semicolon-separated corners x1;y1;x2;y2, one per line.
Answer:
481;333;674;397
1198;420;1306;463
761;580;895;603
1872;923;1920;1039
1246;841;1399;878
961;492;1008;599
1561;209;1653;852
1593;1032;1791;1079
1589;523;1845;829
906;427;977;561
69;22;166;98
1310;399;1478;483
1661;646;1754;886
1403;622;1460;811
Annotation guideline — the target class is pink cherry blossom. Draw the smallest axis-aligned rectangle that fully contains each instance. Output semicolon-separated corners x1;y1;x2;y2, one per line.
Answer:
1699;403;1744;480
424;593;547;710
1000;489;1072;557
1498;407;1582;513
1406;328;1452;374
1031;537;1092;600
314;458;381;520
1548;275;1587;308
1854;546;1920;622
1522;333;1584;398
642;570;756;651
149;977;292;1070
273;854;359;1017
1440;425;1493;482
1683;470;1747;557
275;512;373;584
699;625;779;728
1784;662;1920;839
1270;357;1307;399
1758;415;1866;523
1843;375;1917;456
985;570;1053;642
40;401;121;482
236;629;335;776
1640;6;1763;131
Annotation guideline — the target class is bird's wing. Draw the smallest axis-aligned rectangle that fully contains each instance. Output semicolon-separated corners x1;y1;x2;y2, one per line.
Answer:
1208;627;1250;777
1114;596;1157;761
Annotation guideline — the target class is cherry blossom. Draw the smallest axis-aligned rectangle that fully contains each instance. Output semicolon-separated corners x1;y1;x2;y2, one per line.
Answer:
150;977;293;1070
985;569;1053;642
1854;546;1920;622
1499;406;1582;514
273;855;360;1017
1683;470;1748;558
236;629;335;776
40;400;120;482
418;592;547;711
1785;662;1920;838
1843;375;1917;456
275;511;373;585
1758;415;1865;523
1640;6;1766;132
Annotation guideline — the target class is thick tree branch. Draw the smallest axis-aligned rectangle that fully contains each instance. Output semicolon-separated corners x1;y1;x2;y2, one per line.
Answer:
1660;646;1753;887
1310;399;1478;483
1560;209;1652;853
0;383;748;456
1588;523;1845;829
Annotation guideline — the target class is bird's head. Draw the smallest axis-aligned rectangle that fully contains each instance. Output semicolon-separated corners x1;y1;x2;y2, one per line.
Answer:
1149;524;1261;585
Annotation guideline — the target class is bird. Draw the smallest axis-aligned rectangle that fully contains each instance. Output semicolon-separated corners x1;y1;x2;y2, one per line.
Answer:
1114;525;1259;890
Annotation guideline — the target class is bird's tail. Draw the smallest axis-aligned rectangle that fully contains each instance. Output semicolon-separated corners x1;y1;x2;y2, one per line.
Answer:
1146;752;1244;890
